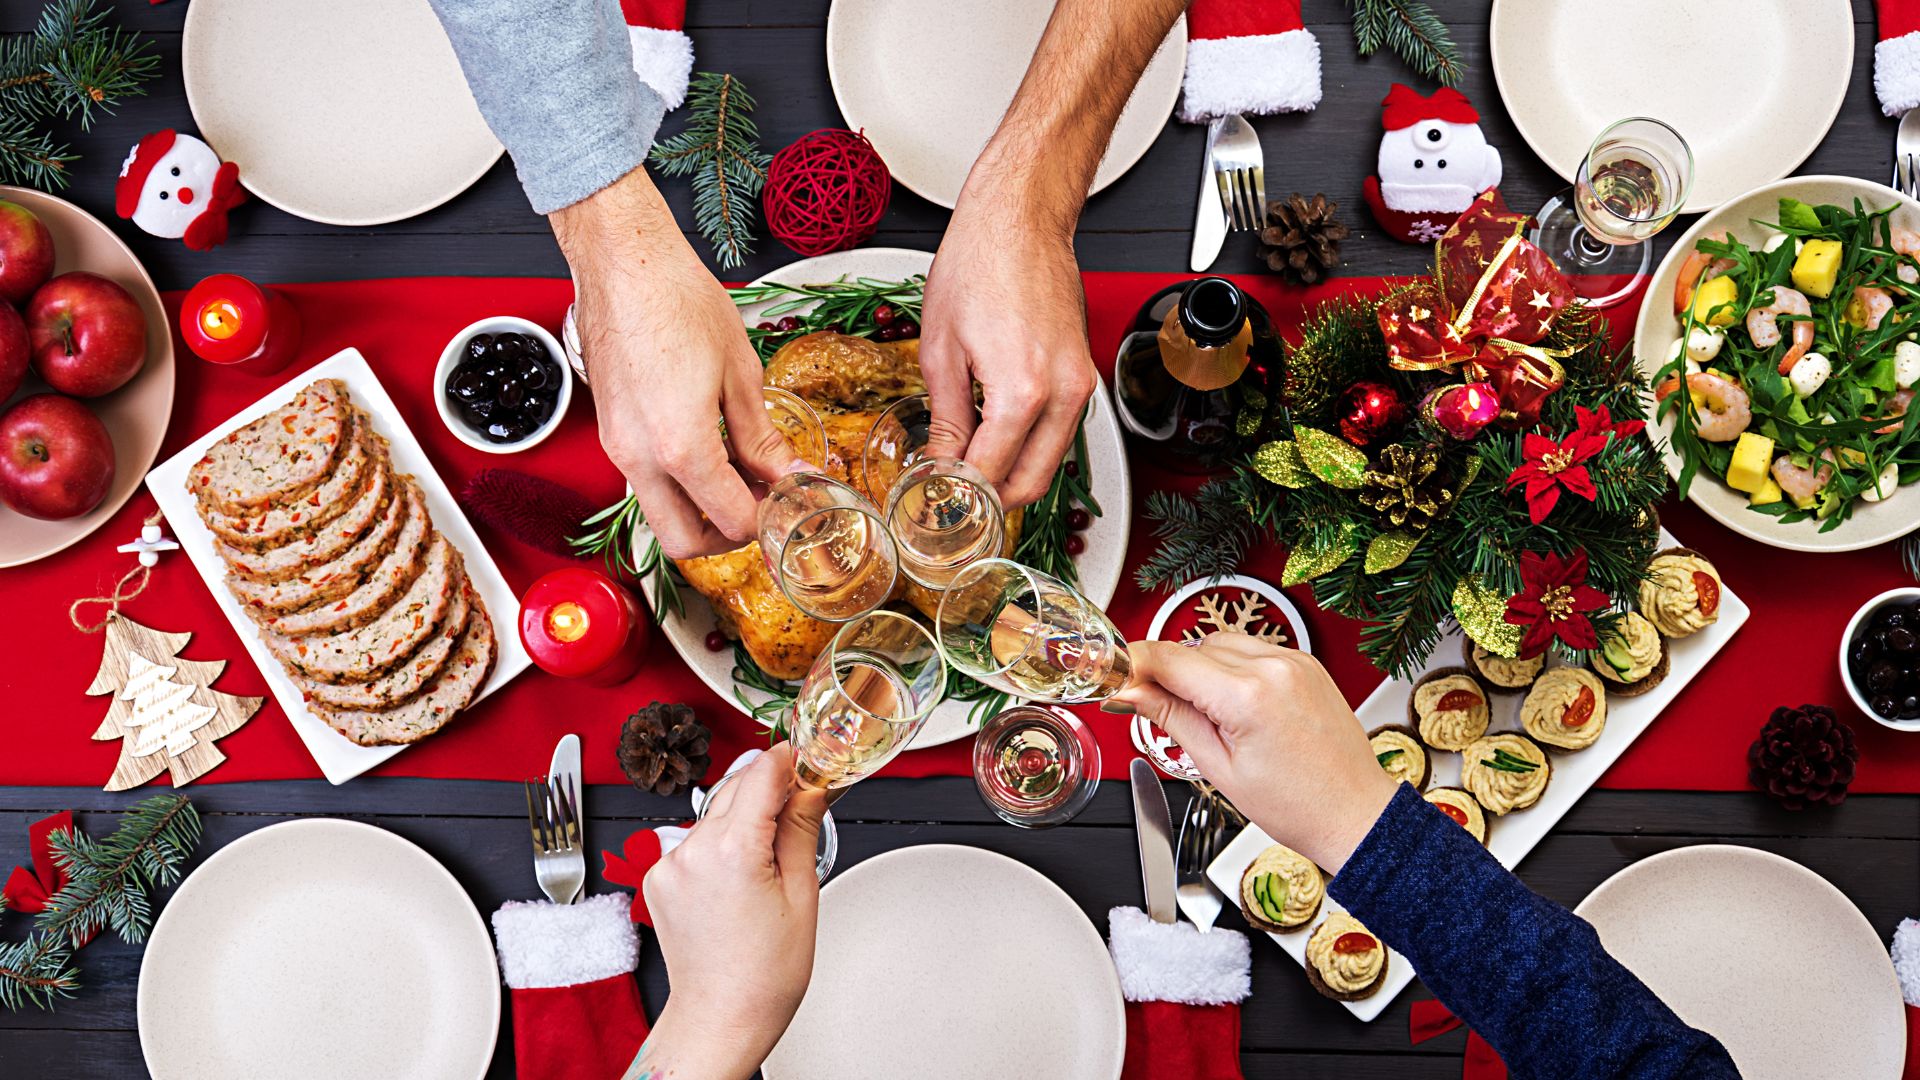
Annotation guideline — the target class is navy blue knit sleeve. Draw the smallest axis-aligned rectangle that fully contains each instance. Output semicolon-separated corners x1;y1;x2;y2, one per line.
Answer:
1328;784;1741;1080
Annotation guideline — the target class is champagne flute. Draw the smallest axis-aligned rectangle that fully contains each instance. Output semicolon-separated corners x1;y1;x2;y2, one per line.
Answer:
1530;117;1694;308
697;610;947;881
934;558;1132;703
861;393;1005;590
973;704;1101;828
752;389;899;623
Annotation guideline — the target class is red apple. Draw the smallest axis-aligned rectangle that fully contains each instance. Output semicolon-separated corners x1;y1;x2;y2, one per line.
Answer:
0;199;55;306
0;393;115;520
27;271;147;398
0;303;27;403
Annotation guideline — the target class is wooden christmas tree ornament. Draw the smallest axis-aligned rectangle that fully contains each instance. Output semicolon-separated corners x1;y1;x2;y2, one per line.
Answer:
87;612;262;791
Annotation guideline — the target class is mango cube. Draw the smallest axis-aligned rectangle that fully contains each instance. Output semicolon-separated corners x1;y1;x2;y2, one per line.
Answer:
1791;239;1844;299
1689;275;1739;327
1747;474;1784;506
1726;431;1774;494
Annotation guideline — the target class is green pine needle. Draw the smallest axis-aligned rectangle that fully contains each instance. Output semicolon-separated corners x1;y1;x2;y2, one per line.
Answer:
649;73;770;270
0;0;159;189
1902;535;1920;582
1347;0;1464;87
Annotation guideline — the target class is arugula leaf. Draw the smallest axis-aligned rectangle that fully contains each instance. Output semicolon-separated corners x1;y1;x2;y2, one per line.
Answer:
1777;199;1823;231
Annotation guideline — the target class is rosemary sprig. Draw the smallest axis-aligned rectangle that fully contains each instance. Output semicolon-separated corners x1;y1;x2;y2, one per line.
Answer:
567;494;684;618
730;275;926;362
1013;422;1100;589
731;641;799;738
1483;747;1540;774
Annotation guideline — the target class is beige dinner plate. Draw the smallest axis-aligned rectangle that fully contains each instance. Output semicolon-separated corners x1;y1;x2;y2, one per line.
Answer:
764;844;1126;1080
138;819;500;1080
1490;0;1852;213
633;248;1132;749
1633;175;1920;552
182;0;502;226
0;185;173;568
825;0;1186;209
1575;844;1905;1079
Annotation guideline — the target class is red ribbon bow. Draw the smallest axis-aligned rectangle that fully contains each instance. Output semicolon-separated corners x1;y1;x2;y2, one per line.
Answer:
1378;191;1578;428
3;812;95;944
1411;998;1509;1080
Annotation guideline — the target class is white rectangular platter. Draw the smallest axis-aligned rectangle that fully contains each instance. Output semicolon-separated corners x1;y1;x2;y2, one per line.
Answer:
146;348;531;785
1206;527;1746;1021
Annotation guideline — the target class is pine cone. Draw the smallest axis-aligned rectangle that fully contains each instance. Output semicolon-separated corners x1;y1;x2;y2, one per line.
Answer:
1259;193;1350;286
1358;443;1458;531
619;702;713;797
1747;704;1858;810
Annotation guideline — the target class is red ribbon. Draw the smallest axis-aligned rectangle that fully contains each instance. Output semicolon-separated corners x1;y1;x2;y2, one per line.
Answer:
4;812;79;921
1410;998;1509;1080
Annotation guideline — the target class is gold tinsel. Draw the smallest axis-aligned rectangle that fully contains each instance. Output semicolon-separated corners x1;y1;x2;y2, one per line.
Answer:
1451;576;1523;658
1358;444;1457;530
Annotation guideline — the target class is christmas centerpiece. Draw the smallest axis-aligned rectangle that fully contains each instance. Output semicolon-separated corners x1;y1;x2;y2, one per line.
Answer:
1140;192;1671;679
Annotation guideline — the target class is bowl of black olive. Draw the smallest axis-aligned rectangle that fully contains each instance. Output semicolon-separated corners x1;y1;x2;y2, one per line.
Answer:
1840;587;1920;732
435;317;572;452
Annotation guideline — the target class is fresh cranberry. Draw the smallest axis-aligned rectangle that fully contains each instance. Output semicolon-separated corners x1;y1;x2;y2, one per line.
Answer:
1064;461;1081;478
703;630;728;653
756;321;776;332
1065;508;1092;531
893;318;919;338
873;303;897;326
1064;534;1086;556
776;316;803;332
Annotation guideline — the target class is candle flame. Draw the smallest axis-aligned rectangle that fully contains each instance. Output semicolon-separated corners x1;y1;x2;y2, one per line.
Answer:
547;601;590;643
200;299;244;340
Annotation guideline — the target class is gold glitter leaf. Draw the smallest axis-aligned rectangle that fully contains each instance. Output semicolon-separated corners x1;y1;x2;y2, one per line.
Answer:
1251;440;1314;488
1364;530;1420;574
1452;575;1523;658
1281;524;1357;586
1295;426;1369;489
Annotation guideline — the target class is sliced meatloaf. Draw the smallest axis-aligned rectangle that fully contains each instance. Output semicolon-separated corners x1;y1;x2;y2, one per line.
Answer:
190;378;351;516
217;448;393;584
228;469;415;618
265;533;460;684
252;478;435;637
204;413;374;552
297;580;473;711
314;601;496;746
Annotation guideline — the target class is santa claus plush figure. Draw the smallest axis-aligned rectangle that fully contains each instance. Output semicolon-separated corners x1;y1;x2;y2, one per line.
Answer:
1362;86;1502;244
116;130;246;252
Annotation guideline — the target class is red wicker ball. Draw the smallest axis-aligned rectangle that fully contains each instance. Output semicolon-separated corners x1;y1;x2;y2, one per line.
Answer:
763;128;891;257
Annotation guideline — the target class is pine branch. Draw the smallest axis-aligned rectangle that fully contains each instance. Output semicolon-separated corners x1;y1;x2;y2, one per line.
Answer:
1905;534;1920;582
1346;0;1464;87
1133;475;1270;592
39;795;200;948
0;0;157;188
649;73;770;270
0;927;78;1011
0;110;75;190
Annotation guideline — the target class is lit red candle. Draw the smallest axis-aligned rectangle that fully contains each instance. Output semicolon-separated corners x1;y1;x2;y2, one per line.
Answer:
518;567;649;684
181;273;302;374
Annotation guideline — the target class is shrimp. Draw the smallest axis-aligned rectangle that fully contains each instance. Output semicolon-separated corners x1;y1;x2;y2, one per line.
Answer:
1877;387;1916;435
1673;231;1735;315
1892;228;1920;285
1851;286;1895;331
1653;371;1752;442
1745;286;1815;375
1770;450;1835;504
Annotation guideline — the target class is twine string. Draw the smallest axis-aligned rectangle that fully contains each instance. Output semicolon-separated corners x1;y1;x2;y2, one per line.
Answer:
69;510;165;634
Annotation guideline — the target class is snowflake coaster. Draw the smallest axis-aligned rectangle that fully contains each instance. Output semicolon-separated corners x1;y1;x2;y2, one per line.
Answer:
1147;574;1313;655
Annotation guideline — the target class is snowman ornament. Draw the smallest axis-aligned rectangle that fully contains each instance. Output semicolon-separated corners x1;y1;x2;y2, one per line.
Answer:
1362;86;1502;244
115;130;246;252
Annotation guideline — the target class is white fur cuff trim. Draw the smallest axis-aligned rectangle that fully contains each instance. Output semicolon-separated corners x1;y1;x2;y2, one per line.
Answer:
493;893;640;990
629;26;694;111
1179;29;1321;123
1892;917;1920;1006
1107;906;1251;1005
1378;181;1481;215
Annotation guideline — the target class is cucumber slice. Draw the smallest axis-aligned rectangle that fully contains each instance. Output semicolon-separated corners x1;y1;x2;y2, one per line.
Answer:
1601;636;1633;675
1251;872;1290;923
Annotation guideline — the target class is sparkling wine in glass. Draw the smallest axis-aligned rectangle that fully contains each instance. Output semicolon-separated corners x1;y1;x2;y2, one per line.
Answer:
884;455;1005;590
935;558;1132;703
1530;117;1693;308
973;704;1101;828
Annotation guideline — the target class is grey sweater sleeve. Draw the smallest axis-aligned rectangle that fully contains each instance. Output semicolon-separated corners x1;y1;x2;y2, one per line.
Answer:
428;0;665;214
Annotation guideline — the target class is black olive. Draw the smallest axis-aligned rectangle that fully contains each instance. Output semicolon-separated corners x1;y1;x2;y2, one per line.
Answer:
1890;627;1918;653
524;337;550;361
449;370;489;403
488;418;530;442
464;334;494;362
1871;695;1898;718
1868;660;1899;691
525;391;554;422
1850;640;1872;666
465;399;496;423
498;381;525;409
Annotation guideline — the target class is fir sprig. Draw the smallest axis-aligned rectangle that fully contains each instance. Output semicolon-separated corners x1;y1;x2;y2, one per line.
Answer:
1347;0;1464;87
0;0;159;189
649;73;770;270
1133;475;1269;593
1903;534;1920;582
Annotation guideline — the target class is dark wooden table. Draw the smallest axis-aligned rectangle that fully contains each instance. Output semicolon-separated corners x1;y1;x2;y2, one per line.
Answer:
3;2;1915;1078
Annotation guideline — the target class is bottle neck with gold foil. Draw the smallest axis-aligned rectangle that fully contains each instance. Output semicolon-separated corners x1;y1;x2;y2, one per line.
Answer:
1157;277;1252;392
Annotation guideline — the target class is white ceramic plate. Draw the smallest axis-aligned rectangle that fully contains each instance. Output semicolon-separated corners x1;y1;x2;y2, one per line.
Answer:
1208;527;1747;1021
146;348;533;784
0;185;174;567
139;819;499;1080
182;0;502;226
1575;844;1906;1079
1490;0;1852;213
1633;176;1920;552
764;844;1125;1080
634;248;1132;749
824;1;1186;209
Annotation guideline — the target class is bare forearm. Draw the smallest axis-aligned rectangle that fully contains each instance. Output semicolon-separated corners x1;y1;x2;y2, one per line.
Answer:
971;0;1189;232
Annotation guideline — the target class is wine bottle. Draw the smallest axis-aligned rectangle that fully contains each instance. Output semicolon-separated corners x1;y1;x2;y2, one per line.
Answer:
1111;277;1279;469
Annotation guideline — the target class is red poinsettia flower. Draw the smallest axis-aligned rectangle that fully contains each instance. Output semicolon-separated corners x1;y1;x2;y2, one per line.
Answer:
1506;428;1607;524
1504;549;1610;658
1573;404;1646;443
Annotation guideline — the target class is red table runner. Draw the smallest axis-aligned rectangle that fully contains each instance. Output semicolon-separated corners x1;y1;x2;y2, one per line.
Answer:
2;273;1916;794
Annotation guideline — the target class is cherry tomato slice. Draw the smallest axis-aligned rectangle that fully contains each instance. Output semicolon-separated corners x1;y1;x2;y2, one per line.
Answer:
1562;685;1596;728
1436;689;1482;713
1333;932;1378;955
1435;801;1470;827
1692;571;1720;618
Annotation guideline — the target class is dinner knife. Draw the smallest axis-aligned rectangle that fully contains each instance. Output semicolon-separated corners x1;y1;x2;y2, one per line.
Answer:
1189;120;1229;272
1130;758;1179;924
548;732;584;902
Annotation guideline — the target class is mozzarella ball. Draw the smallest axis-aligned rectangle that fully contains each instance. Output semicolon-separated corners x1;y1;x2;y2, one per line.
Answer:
1666;338;1702;376
1684;327;1725;364
1762;233;1805;255
1788;352;1832;398
1896;340;1920;390
1861;463;1901;503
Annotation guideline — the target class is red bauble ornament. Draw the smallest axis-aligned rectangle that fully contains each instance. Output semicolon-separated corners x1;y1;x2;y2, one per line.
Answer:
763;129;892;257
1334;380;1406;446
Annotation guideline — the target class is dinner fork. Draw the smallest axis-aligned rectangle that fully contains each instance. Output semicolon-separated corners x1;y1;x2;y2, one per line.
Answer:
1210;115;1268;232
1174;788;1228;932
524;776;586;905
1895;109;1920;198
